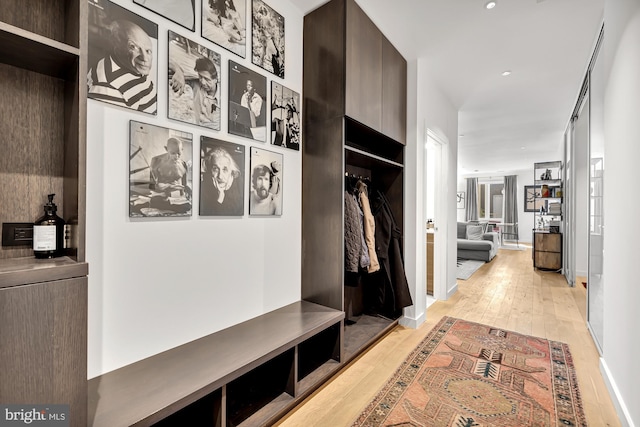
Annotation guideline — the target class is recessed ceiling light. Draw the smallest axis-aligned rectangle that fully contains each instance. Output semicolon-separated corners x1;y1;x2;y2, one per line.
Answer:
501;70;511;76
521;146;525;149
485;1;497;9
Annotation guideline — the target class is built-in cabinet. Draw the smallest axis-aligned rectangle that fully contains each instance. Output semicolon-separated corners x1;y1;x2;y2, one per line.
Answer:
0;1;88;425
533;161;563;271
303;0;407;362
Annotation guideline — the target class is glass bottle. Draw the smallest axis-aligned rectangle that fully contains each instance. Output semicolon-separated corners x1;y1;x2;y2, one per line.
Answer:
33;194;66;259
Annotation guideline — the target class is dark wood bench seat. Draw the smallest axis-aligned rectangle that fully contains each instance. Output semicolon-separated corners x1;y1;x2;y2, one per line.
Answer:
88;300;344;427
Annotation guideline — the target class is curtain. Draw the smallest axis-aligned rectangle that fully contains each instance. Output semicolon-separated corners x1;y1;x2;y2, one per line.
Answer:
465;178;478;221
503;175;519;239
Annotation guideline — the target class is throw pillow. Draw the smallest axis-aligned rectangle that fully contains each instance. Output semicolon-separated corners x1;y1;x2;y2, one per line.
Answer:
466;224;484;240
478;222;489;233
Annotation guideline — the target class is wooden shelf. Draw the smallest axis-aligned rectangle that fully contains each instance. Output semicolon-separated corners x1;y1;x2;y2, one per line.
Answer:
0;257;88;289
0;22;80;79
88;301;344;427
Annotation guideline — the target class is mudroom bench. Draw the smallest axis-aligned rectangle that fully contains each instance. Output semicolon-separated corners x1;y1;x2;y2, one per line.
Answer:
88;300;344;426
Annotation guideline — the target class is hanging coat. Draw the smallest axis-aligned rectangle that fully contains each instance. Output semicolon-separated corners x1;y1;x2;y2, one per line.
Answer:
370;190;413;315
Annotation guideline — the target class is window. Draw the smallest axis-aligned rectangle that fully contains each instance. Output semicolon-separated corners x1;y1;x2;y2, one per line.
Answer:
478;181;504;220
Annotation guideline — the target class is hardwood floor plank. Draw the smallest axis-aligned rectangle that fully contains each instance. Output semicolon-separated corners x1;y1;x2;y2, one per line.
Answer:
277;248;621;426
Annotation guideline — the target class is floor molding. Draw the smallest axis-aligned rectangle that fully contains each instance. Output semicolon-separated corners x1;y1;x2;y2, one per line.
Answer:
447;281;458;299
399;311;425;329
600;357;635;427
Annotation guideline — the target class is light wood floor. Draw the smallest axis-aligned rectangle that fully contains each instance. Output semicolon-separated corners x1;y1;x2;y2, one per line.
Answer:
276;247;621;426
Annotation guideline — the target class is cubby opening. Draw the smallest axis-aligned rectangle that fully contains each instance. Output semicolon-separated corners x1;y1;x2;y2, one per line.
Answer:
152;389;222;427
226;349;295;427
345;117;404;164
0;0;76;46
298;322;341;383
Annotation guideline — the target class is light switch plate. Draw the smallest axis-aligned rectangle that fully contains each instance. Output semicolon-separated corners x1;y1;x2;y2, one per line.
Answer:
2;222;34;247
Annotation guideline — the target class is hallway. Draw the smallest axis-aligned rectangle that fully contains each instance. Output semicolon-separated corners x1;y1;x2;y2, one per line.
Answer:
277;248;620;426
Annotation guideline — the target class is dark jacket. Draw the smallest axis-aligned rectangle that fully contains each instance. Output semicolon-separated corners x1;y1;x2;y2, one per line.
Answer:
369;190;413;315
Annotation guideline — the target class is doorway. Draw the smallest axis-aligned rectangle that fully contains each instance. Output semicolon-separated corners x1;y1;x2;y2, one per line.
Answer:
425;129;448;304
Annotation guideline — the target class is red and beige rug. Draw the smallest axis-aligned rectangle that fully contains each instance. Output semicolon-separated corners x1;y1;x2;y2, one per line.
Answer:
353;316;587;427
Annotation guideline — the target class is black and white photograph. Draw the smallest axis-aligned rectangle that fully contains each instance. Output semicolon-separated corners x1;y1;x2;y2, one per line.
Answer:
270;82;300;150
249;147;282;216
168;31;221;130
133;0;195;31
88;0;158;114
524;185;546;212
228;60;267;141
202;0;247;58
129;121;193;217
251;0;285;78
200;137;245;216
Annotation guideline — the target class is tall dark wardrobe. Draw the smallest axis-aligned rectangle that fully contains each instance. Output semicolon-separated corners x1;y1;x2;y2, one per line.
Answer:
302;0;409;361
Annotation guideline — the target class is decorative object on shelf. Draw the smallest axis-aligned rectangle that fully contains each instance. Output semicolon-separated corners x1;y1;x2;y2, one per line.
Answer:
33;194;66;259
228;60;267;141
249;147;283;216
251;0;285;78
129;121;193;217
200;137;245;216
541;184;550;198
168;31;221;130
270;82;300;150
540;168;552;180
134;0;196;31
456;191;465;209
202;0;246;58
87;0;158;114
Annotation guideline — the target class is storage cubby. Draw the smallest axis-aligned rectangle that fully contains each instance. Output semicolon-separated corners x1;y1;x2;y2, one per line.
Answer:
227;350;295;426
0;0;78;46
152;389;222;427
298;322;341;383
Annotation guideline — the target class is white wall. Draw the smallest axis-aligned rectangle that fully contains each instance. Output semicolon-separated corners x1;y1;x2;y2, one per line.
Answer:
87;0;303;378
601;0;640;424
419;59;459;300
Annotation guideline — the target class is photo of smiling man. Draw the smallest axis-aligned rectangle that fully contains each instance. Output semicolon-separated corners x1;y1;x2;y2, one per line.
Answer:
88;0;158;114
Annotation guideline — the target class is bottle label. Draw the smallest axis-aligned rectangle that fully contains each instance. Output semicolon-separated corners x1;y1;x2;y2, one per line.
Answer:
33;225;57;251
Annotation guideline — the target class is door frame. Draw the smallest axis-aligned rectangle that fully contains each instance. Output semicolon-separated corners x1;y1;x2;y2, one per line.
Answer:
425;128;449;301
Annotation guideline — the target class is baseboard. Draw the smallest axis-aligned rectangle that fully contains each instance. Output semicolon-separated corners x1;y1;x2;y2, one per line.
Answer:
399;311;425;329
447;281;458;299
576;269;588;277
600;358;635;427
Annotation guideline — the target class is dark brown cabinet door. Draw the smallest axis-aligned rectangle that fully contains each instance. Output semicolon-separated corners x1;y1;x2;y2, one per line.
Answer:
345;0;382;132
382;35;407;144
0;277;87;426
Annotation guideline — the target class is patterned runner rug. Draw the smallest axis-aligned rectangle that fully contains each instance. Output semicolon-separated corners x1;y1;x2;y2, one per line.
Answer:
352;316;586;427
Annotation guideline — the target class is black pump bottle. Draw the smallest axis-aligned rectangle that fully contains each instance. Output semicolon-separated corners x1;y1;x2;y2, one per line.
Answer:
33;194;66;259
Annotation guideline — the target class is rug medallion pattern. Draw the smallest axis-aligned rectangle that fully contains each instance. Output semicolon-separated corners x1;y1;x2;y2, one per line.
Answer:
352;316;586;427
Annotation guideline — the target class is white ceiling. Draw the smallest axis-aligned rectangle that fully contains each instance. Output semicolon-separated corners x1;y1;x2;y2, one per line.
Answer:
293;0;604;175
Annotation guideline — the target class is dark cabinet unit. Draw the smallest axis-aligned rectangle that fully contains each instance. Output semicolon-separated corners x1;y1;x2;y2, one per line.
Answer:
303;0;408;362
0;1;88;425
534;232;563;271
